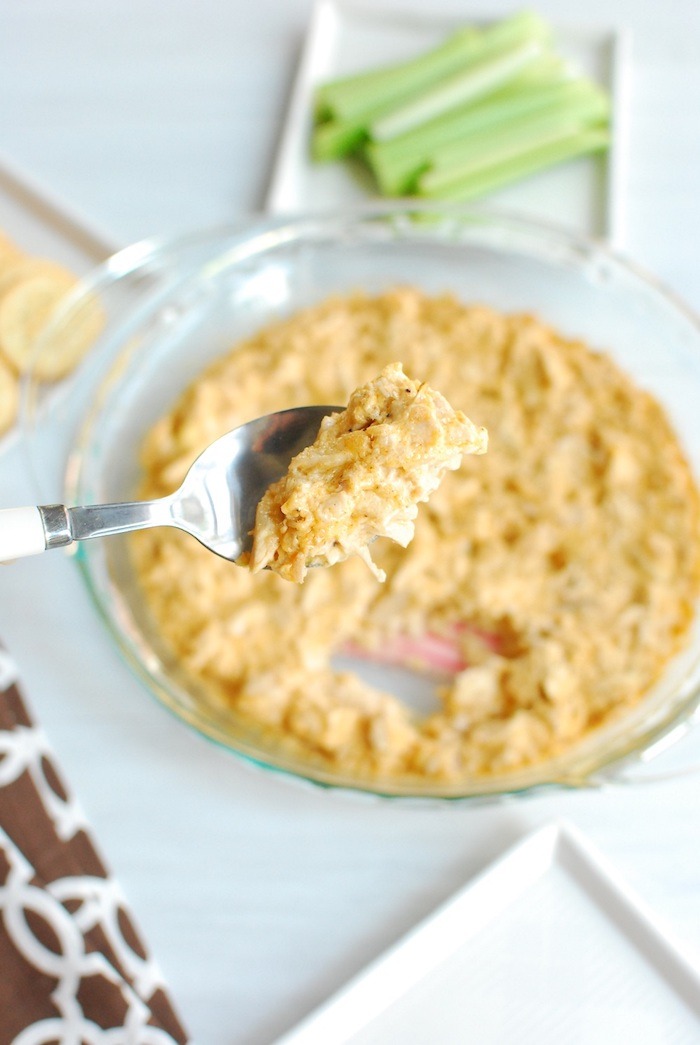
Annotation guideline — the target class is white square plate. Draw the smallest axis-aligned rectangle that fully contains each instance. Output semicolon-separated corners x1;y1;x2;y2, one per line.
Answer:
276;820;700;1044
266;1;629;246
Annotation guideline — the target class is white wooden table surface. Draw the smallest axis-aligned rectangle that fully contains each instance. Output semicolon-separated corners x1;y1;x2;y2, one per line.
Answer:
1;2;700;1042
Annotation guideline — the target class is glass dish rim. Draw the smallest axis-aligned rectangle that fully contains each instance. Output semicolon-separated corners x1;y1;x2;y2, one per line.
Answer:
23;200;700;802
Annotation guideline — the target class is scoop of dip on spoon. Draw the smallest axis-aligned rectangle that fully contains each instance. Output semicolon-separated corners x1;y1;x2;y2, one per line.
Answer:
0;363;486;575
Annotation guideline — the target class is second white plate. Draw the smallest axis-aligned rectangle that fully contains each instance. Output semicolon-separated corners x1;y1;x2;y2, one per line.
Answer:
276;820;700;1045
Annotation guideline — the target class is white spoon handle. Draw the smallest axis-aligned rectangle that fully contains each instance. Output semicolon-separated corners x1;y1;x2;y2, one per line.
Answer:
0;507;49;561
0;499;180;563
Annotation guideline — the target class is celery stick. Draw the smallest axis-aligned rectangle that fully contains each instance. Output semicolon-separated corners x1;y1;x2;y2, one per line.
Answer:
417;128;610;202
314;27;479;124
371;71;582;168
312;118;369;162
366;75;595;194
312;50;548;164
312;12;556;162
371;38;550;142
315;10;550;125
424;90;609;188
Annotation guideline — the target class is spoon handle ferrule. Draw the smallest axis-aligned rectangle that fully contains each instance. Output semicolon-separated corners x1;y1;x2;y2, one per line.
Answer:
0;498;180;563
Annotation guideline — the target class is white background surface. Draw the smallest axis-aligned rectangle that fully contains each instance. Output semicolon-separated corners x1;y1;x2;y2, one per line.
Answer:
1;2;700;1042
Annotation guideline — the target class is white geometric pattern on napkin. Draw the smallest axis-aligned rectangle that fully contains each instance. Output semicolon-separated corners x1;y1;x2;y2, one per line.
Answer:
0;719;88;842
1;825;179;1045
0;643;184;1041
0;647;88;840
50;874;165;1002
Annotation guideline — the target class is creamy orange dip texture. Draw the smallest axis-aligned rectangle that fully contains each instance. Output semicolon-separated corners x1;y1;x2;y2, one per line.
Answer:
249;363;487;583
133;289;700;782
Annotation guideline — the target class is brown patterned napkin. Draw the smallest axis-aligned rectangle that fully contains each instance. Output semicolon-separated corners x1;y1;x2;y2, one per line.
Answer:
0;642;188;1044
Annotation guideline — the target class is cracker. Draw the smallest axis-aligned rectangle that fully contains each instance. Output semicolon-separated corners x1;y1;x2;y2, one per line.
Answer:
0;269;79;377
0;353;19;436
0;257;73;300
27;286;104;381
0;233;23;274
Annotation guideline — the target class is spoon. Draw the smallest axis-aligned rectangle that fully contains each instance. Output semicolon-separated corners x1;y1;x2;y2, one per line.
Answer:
0;405;339;563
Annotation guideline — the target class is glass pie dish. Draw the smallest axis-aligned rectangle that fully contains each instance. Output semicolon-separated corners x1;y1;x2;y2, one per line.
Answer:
21;204;700;800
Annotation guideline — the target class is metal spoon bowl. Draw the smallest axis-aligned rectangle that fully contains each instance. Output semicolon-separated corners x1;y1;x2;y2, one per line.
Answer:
0;405;339;563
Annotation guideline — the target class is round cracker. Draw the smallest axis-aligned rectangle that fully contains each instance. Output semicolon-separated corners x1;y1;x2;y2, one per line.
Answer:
0;257;73;300
0;233;23;274
0;271;103;381
34;291;104;382
0;353;19;436
0;269;76;376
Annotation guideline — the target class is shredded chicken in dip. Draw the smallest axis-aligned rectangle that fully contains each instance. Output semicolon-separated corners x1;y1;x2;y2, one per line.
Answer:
249;363;487;583
132;289;700;783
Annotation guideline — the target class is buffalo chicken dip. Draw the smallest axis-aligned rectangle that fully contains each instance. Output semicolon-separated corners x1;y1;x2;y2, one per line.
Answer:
133;289;700;783
249;362;487;583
